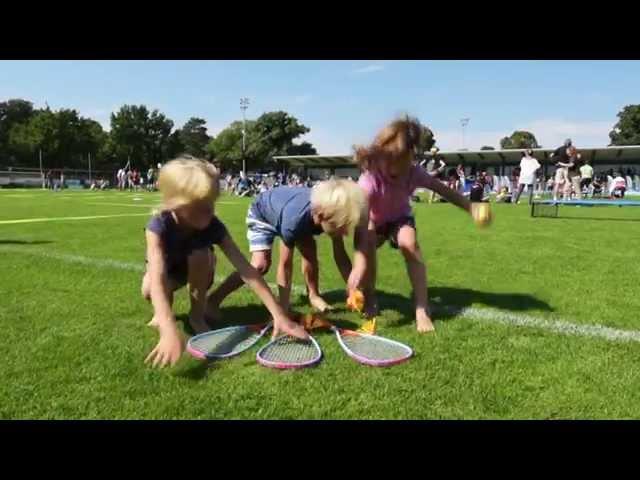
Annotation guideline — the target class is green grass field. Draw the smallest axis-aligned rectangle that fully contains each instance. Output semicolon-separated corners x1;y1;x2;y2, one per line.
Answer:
2;188;640;419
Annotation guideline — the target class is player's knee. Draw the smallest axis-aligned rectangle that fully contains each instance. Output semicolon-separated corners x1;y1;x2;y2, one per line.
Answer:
398;237;418;255
254;258;271;275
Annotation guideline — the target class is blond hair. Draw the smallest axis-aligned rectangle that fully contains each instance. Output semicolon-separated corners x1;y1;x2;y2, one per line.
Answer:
157;156;220;211
354;115;422;171
310;179;366;232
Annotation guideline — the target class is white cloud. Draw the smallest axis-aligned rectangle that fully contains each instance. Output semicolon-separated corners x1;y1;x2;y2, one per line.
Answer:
352;64;385;75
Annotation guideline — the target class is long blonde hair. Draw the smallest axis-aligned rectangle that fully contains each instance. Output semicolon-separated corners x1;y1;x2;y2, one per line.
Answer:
155;156;220;213
353;116;422;172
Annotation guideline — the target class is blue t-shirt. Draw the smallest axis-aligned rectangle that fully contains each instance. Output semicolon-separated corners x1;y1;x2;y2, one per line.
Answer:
250;186;323;247
146;211;228;273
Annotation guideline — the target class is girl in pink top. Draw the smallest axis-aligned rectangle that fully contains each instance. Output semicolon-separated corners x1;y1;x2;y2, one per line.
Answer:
343;117;489;332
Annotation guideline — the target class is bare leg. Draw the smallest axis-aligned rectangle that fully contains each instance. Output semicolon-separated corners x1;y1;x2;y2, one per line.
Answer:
572;176;582;200
277;242;294;313
187;248;215;334
141;271;178;328
297;236;331;312
205;250;271;318
362;229;384;318
396;226;434;333
513;184;525;204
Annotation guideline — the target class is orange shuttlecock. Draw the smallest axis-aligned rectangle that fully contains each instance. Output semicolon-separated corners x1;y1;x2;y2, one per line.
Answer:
299;312;331;331
347;289;365;313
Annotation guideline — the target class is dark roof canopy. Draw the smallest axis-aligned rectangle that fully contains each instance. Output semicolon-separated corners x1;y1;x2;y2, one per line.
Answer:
274;146;640;168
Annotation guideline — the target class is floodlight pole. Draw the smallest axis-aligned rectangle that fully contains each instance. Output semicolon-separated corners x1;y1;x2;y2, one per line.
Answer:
240;97;250;175
39;148;44;189
461;118;470;150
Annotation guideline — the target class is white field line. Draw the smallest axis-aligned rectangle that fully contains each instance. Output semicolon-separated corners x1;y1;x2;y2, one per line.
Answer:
0;213;149;225
86;202;156;209
2;246;640;345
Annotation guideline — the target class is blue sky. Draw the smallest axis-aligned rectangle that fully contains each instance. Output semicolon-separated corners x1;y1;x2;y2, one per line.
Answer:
1;60;639;152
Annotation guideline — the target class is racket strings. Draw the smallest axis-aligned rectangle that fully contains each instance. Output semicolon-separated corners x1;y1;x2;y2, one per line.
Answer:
191;328;260;356
259;336;319;364
341;334;410;361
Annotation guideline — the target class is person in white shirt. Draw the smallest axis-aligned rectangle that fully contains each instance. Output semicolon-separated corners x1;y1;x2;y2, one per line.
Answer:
513;149;541;204
610;173;627;199
579;160;594;196
117;168;126;191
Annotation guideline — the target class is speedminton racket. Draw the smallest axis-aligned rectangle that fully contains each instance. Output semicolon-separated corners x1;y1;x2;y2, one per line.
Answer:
334;328;413;367
187;322;272;360
256;334;322;370
303;315;413;367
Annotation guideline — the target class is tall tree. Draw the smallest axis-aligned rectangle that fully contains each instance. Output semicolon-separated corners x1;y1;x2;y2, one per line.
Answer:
0;99;37;164
108;105;174;169
286;141;317;156
8;108;107;169
166;131;185;160
416;122;436;157
178;117;210;157
206;120;252;170
250;111;310;165
500;131;540;149
609;105;640;146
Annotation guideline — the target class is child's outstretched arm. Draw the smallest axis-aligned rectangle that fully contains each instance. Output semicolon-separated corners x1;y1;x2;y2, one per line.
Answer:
331;236;352;284
144;230;183;368
218;234;308;340
420;174;472;213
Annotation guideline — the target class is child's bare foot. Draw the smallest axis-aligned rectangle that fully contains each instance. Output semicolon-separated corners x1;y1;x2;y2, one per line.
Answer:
188;316;210;335
416;309;435;333
309;294;332;312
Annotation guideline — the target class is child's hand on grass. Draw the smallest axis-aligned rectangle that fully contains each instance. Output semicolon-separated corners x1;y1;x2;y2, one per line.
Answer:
145;322;184;368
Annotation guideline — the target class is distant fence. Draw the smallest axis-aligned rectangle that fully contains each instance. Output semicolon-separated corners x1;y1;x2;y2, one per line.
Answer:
0;167;115;188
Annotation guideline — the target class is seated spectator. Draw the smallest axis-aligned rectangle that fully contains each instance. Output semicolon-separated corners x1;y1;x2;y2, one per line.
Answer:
495;186;512;203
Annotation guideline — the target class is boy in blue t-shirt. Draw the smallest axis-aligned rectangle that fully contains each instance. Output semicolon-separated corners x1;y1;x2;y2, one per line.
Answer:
207;180;366;316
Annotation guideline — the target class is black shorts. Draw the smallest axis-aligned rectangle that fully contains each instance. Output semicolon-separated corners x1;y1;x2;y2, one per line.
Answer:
144;254;214;290
375;216;416;249
580;178;592;188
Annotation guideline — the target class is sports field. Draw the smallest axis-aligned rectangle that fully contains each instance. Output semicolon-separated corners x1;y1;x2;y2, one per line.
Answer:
2;188;640;419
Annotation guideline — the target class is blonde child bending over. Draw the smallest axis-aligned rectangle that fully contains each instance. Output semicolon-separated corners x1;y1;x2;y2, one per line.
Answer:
142;156;307;368
207;179;366;316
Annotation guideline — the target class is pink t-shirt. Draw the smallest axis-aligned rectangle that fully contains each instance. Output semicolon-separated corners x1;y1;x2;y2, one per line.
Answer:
358;165;433;226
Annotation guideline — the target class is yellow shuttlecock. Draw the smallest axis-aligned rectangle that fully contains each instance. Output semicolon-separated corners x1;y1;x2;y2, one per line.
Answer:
471;202;493;228
358;318;377;335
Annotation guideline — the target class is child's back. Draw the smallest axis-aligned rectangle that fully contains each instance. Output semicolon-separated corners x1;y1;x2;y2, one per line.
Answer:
251;186;322;246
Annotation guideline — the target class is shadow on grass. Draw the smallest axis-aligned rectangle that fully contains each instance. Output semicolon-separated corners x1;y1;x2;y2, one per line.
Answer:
318;287;553;327
173;359;213;381
0;240;54;245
